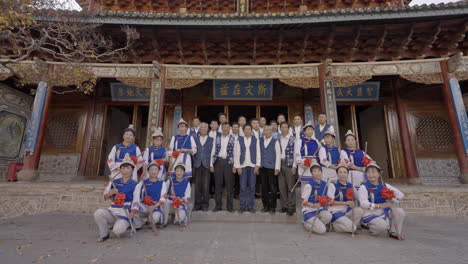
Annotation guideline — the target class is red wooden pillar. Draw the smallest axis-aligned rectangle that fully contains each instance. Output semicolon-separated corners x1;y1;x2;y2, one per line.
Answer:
440;60;468;184
18;81;53;181
394;82;420;184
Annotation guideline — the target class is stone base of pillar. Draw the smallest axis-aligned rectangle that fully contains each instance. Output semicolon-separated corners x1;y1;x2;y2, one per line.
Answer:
460;173;468;184
17;170;39;181
408;177;422;185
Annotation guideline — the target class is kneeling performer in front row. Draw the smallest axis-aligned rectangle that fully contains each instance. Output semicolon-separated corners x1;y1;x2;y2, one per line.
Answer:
164;164;191;229
301;160;332;234
359;163;406;240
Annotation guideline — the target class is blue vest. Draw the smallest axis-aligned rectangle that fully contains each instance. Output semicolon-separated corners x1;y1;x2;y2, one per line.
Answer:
213;135;235;165
314;124;331;141
112;178;138;202
239;136;257;165
174;134;192;150
363;181;387;204
169;178;189;199
114;143;137;162
193;136;213;169
300;138;320;157
321;145;340;166
307;180;327;203
260;137;277;169
189;127;200;138
147;146;166;163
279;136;296;167
343;148;365;167
333;181;353;202
142;179;164;202
292;127;305;139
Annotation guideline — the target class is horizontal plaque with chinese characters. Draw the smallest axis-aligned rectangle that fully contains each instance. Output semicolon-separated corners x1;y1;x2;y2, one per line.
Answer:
213;80;273;100
335;82;380;102
110;83;151;102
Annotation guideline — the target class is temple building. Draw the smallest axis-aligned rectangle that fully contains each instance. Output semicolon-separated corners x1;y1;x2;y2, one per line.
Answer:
1;0;468;186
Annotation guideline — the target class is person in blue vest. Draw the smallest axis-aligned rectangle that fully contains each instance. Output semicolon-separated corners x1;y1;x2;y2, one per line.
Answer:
142;127;169;180
318;128;340;182
301;160;332;234
278;122;297;216
95;153;139;242
107;124;143;181
315;113;335;144
131;160;167;230
294;122;321;182
193;122;214;212
168;118;197;179
189;116;201;138
359;162;405;240
327;160;363;233
290;114;304;139
259;125;281;214
340;130;374;195
234;123;261;213
210;122;237;212
164;164;191;227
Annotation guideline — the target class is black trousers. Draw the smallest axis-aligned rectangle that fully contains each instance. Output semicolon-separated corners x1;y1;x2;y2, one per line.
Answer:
214;158;234;210
260;168;277;210
194;166;211;209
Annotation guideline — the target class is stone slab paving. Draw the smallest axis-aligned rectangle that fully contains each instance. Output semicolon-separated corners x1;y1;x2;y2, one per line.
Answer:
0;213;467;264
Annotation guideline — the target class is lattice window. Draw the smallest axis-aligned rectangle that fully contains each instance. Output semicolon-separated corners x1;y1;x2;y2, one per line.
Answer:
45;112;79;149
415;116;454;153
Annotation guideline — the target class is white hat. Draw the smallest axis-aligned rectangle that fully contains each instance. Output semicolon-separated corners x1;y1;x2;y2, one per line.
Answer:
344;130;357;139
152;127;164;138
335;159;349;171
177;118;188;127
124;124;136;134
310;159;321;169
303;122;315;131
324;127;335;137
366;162;381;172
121;153;136;167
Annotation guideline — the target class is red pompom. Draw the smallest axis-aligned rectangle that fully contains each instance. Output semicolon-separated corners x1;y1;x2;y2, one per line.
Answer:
381;187;395;200
172;197;182;208
345;188;354;201
114;192;126;207
142;196;155;206
317;195;331;207
172;150;180;159
362;156;373;167
130;156;138;165
303;158;312;168
155;159;164;166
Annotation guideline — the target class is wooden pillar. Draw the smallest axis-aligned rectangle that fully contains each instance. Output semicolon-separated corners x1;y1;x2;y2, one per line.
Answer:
440;60;468;184
17;81;53;181
394;80;420;184
318;64;326;113
146;65;166;145
77;95;96;178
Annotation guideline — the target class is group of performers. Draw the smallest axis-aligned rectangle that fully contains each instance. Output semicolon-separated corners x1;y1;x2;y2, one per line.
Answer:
94;112;406;242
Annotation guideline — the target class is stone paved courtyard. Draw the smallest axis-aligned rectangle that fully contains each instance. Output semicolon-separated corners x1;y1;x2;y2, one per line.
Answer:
1;213;468;264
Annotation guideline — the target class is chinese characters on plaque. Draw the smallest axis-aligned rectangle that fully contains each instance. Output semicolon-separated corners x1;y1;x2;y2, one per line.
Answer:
449;77;468;156
324;79;340;144
335;82;380;102
213;80;273;100
111;83;151;102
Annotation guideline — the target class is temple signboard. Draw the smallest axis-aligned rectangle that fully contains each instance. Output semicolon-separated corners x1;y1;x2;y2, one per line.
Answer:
213;80;273;100
335;82;380;102
110;83;150;102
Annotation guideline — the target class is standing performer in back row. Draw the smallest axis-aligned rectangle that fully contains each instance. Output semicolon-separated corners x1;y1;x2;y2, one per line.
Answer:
295;122;321;182
168;118;197;178
107;125;143;181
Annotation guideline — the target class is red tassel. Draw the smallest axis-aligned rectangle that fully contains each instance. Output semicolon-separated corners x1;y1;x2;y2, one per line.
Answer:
303;158;312;168
114;192;126;207
362;156;373;167
155;159;164;166
172;197;182;208
130;156;138;165
142;196;155;206
172;150;180;159
381;187;395;200
317;195;331;207
346;188;354;201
